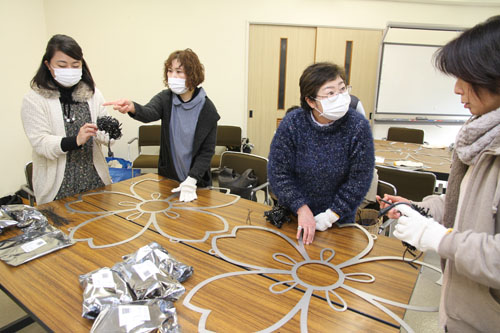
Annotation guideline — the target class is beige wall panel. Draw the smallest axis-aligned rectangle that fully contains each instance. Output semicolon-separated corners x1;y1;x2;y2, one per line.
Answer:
247;25;315;157
315;28;383;118
0;0;46;198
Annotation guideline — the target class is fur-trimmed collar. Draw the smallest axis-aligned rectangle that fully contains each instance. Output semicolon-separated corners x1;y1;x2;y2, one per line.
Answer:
32;82;93;102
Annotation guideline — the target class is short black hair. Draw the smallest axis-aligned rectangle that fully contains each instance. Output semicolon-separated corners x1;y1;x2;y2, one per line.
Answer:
434;15;500;95
31;34;95;92
285;105;300;114
299;62;345;112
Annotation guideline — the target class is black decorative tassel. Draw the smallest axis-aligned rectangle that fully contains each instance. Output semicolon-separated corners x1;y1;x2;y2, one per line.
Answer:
97;116;123;157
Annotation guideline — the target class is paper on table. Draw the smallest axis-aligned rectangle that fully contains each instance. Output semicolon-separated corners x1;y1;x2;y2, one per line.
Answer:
375;156;385;163
421;144;448;149
394;160;424;168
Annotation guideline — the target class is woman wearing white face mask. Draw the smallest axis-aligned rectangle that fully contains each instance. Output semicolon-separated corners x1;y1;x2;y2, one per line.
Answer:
21;34;111;205
104;49;220;203
268;62;375;245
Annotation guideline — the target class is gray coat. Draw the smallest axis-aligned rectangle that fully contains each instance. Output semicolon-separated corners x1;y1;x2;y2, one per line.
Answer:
416;136;500;332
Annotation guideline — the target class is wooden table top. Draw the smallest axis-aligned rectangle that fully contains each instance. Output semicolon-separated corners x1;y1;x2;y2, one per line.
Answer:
0;174;434;332
374;139;452;179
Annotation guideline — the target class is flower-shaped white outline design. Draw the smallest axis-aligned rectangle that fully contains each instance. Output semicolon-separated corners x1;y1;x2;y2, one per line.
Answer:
65;178;240;248
183;224;440;333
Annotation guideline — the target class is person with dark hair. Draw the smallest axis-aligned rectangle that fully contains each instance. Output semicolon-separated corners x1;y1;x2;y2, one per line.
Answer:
268;62;374;245
105;49;220;202
285;105;301;115
378;16;500;332
21;34;111;205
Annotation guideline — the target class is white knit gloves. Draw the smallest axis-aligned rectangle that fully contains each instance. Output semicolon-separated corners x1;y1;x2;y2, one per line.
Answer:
96;130;114;145
172;176;197;202
394;204;450;252
315;209;339;231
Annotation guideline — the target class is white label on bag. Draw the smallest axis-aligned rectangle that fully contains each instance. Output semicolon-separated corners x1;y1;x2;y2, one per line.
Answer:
21;239;46;252
132;260;160;281
118;305;150;328
92;269;115;288
135;245;150;261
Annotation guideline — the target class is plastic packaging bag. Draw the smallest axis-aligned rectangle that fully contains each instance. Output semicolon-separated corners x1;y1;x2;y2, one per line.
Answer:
0;224;74;266
90;299;180;333
121;242;193;283
79;267;134;319
106;157;140;183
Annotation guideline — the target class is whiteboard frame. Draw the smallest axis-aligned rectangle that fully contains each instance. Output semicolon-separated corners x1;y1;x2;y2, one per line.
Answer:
373;24;469;119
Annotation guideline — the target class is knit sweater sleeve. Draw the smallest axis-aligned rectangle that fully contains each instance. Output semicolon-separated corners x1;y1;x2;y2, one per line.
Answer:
21;91;65;160
132;90;168;123
268;116;308;214
330;118;375;220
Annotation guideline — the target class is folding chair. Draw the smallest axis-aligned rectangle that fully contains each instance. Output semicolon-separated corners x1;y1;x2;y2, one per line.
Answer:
127;125;161;173
211;125;242;169
375;165;436;202
387;127;425;144
21;161;35;206
219;151;271;205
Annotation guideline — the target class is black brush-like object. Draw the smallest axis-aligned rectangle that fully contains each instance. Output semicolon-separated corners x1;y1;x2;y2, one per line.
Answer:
96;116;123;157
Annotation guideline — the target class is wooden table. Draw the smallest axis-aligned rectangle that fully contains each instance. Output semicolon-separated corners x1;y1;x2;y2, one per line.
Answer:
0;174;435;332
375;139;452;180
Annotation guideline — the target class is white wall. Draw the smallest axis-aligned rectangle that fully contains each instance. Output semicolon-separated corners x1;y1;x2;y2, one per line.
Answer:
0;0;47;198
1;0;497;197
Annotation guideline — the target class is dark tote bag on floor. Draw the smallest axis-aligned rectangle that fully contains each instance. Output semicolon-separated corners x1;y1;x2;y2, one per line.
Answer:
218;167;258;200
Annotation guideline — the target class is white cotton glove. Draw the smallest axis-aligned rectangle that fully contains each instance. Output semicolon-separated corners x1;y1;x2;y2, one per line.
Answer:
95;130;114;145
393;204;450;252
315;209;339;231
171;176;197;202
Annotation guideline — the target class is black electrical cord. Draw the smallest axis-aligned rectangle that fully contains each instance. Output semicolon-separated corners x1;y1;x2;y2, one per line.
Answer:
377;200;426;269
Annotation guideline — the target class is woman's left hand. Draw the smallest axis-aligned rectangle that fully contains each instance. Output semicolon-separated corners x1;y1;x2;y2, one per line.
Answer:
76;123;98;146
297;205;316;245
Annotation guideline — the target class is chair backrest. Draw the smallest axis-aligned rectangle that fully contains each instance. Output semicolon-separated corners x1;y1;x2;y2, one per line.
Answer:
376;165;436;201
138;125;162;148
25;161;33;191
387;127;425;144
220;151;268;187
216;125;242;148
377;179;397;198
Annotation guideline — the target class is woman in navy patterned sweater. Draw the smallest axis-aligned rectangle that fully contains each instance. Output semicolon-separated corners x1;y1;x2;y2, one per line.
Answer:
268;62;374;245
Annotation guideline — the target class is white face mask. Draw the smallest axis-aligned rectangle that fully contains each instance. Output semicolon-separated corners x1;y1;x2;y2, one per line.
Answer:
315;92;351;121
53;67;82;87
168;77;188;95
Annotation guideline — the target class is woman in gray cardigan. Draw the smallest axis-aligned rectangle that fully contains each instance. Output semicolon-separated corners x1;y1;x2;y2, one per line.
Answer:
379;16;500;332
105;49;219;202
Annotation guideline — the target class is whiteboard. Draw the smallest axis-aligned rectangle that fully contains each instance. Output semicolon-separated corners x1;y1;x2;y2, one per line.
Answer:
376;43;468;116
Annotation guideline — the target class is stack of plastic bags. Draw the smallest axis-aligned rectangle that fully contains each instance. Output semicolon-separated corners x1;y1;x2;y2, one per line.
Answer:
80;242;193;333
0;205;74;266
